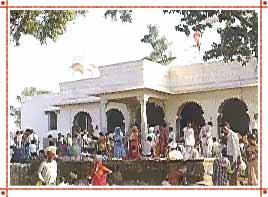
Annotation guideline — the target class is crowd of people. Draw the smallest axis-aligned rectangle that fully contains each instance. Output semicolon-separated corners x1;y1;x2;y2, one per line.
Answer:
10;119;258;186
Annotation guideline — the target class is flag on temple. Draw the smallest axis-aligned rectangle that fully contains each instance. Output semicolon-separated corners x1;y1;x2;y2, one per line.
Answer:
193;31;201;51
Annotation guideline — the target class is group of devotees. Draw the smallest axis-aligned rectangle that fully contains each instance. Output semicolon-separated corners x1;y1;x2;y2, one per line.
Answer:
12;119;258;186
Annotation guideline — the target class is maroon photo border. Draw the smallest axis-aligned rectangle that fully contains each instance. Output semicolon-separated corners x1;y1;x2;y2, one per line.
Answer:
0;1;267;197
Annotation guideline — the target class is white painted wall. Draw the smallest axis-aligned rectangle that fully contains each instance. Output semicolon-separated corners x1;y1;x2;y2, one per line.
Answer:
20;59;258;146
165;86;258;139
21;93;61;148
106;102;130;134
58;102;101;134
169;59;257;94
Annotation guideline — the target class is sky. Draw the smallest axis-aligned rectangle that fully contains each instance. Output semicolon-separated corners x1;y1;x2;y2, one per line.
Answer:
9;9;221;129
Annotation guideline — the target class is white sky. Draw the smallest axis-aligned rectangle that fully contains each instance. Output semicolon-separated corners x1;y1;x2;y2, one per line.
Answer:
9;9;221;110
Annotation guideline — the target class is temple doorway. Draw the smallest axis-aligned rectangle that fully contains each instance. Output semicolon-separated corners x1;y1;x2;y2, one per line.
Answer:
73;111;93;135
106;108;125;134
176;102;205;140
218;98;250;136
135;102;165;131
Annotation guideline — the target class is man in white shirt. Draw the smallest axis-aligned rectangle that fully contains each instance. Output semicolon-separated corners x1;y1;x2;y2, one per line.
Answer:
183;121;195;160
222;122;241;185
222;122;241;162
142;136;153;158
29;140;37;159
168;127;176;143
147;127;156;152
38;150;57;186
93;125;100;138
15;131;23;149
199;122;213;158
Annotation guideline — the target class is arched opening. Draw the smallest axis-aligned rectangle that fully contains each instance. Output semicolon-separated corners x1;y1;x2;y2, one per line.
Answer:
106;108;125;134
135;102;165;130
176;102;205;140
146;102;165;127
73;112;93;135
218;98;250;135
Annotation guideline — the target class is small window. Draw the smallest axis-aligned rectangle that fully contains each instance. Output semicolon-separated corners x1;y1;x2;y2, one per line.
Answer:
49;111;57;130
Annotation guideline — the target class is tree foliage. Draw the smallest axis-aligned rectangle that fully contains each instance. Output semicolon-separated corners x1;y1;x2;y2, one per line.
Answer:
10;87;51;129
104;10;132;23
141;24;176;65
10;10;86;46
163;10;258;66
20;86;51;97
10;106;21;129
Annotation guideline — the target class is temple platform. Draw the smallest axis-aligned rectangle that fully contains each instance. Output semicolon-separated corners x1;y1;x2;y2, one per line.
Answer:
10;158;215;186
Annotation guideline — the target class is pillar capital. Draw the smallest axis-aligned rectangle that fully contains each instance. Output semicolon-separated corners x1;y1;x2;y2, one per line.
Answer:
100;99;108;107
137;95;149;104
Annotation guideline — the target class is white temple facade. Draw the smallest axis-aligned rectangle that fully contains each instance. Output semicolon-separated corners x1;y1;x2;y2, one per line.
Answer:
20;59;258;148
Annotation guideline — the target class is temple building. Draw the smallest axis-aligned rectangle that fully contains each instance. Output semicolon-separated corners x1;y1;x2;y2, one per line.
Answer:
20;59;258;148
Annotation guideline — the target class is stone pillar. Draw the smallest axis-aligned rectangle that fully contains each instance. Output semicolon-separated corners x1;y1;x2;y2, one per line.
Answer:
127;104;137;126
138;95;149;141
100;99;108;133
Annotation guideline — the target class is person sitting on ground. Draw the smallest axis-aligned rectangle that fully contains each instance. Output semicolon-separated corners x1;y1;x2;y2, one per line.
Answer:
142;136;154;159
212;137;221;158
168;142;183;160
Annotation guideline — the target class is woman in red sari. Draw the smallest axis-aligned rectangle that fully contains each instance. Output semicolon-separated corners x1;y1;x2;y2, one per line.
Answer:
91;160;112;186
159;123;168;157
128;126;140;160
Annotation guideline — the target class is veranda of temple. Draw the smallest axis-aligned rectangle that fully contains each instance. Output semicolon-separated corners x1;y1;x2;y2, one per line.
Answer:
21;58;258;148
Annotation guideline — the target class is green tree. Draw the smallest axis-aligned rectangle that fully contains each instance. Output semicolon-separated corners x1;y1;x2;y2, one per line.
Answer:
10;10;86;46
104;10;132;23
163;10;258;66
10;106;21;129
141;24;176;65
105;10;257;66
20;86;51;97
10;87;51;129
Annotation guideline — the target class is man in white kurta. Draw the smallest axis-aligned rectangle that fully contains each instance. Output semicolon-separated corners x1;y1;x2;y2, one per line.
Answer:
222;122;241;185
38;155;57;185
168;127;176;143
183;122;195;160
200;122;213;158
223;125;241;162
